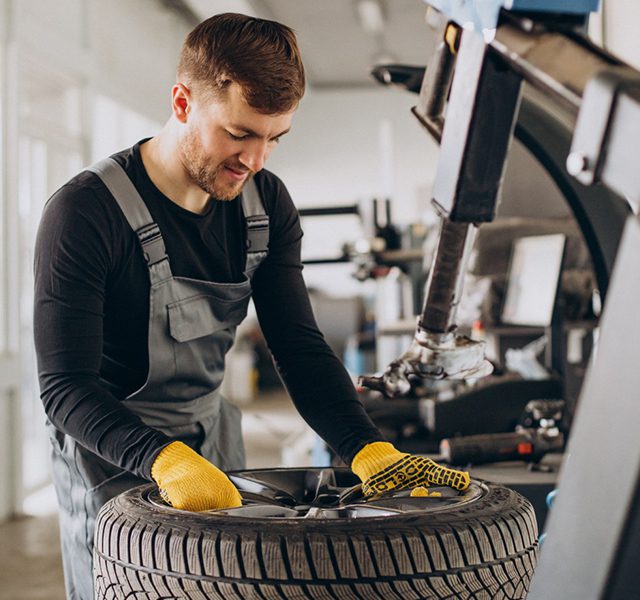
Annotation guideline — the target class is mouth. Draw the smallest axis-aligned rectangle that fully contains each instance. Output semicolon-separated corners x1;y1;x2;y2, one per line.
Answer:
223;165;250;182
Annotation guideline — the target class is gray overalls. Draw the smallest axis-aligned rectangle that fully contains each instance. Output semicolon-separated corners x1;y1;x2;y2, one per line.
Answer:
47;158;269;600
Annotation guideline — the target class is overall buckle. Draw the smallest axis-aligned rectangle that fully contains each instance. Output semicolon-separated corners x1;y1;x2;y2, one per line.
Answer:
245;215;270;253
137;223;168;265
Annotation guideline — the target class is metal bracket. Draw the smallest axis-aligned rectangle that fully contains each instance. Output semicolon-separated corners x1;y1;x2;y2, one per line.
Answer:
568;68;640;204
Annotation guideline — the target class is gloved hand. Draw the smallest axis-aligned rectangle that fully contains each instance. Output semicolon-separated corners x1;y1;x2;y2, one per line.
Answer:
151;441;242;511
351;441;470;496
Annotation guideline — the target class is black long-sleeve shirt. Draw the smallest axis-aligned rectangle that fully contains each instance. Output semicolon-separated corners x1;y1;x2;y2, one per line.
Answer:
34;141;383;479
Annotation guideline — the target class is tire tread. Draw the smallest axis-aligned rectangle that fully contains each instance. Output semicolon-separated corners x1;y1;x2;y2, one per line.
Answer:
94;481;538;599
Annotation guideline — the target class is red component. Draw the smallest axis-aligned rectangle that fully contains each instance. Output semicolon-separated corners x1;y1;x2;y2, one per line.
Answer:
517;442;534;455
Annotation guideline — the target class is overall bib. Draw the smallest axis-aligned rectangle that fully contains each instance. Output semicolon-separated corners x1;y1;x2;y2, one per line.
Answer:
48;158;269;600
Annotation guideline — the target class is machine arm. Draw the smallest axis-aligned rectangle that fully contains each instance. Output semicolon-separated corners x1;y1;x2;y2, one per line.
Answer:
360;1;638;398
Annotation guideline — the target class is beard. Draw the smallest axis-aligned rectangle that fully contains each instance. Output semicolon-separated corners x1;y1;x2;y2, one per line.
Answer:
179;128;251;201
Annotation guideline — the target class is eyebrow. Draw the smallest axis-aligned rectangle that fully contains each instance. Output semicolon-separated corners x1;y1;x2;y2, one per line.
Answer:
229;125;291;140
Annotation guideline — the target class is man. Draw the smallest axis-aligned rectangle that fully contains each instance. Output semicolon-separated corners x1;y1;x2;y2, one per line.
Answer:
34;13;469;600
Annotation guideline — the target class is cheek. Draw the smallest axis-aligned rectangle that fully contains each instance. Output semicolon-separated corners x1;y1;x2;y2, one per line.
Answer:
197;127;217;153
201;130;237;161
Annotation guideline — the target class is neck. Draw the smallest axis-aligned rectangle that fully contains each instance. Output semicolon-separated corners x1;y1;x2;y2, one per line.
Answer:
139;126;210;214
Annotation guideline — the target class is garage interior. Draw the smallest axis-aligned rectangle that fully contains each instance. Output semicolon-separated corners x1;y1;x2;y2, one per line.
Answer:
0;0;639;599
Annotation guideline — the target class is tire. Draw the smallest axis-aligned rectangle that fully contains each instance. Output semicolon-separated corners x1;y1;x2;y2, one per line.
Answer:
94;468;538;600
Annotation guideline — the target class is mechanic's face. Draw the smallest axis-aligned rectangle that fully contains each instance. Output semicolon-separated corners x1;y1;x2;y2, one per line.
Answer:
177;82;294;200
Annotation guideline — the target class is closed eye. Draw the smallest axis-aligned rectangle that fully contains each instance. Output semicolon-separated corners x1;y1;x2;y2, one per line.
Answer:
226;131;248;141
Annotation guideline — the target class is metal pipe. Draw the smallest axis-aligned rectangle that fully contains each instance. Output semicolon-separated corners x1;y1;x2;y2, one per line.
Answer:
412;18;457;142
419;220;477;334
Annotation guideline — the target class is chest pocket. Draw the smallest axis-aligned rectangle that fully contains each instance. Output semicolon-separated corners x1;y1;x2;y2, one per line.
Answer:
168;292;251;343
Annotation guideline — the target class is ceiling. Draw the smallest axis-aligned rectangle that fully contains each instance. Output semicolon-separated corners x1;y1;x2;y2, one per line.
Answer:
180;0;436;89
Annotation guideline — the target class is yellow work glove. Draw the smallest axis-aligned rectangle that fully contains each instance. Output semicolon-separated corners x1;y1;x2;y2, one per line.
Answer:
151;441;242;511
351;441;470;496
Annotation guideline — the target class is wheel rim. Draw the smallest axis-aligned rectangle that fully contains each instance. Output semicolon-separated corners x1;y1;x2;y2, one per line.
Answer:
146;467;485;520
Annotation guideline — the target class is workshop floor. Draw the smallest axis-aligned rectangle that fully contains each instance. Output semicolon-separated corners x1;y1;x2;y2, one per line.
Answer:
0;390;308;600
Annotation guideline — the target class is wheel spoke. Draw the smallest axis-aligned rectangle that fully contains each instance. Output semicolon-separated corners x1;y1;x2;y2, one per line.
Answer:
228;474;299;506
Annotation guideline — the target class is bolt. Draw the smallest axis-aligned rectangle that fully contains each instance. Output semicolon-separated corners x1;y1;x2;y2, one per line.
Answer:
566;152;589;176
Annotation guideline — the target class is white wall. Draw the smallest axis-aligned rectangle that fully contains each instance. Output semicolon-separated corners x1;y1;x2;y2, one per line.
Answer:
88;0;188;124
13;0;188;125
268;87;440;224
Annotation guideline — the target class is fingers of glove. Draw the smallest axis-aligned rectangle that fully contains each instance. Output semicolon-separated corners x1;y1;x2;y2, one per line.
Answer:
421;457;470;490
361;455;469;496
160;470;243;512
361;454;424;495
151;441;243;512
410;486;441;498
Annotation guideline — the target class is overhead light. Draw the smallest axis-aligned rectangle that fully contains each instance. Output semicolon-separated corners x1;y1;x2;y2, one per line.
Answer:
356;0;386;36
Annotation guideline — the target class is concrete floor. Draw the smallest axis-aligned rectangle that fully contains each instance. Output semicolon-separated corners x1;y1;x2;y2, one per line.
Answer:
0;390;310;600
0;513;66;600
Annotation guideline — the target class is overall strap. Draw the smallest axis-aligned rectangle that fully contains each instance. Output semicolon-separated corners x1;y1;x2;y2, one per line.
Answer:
87;158;172;282
241;178;269;256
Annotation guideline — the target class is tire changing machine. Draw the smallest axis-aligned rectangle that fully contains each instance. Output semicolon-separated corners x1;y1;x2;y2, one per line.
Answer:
361;1;640;597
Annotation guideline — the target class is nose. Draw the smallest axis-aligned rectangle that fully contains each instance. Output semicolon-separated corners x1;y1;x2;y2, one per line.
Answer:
239;139;268;173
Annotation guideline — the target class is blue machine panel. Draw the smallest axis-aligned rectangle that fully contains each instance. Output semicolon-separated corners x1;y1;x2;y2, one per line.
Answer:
426;0;600;33
510;0;599;12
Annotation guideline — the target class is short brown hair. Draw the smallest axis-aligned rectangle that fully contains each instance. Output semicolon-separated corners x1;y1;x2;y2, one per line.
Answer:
177;12;305;113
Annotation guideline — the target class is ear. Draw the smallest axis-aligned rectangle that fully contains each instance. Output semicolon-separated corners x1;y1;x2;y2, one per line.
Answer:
171;83;191;124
